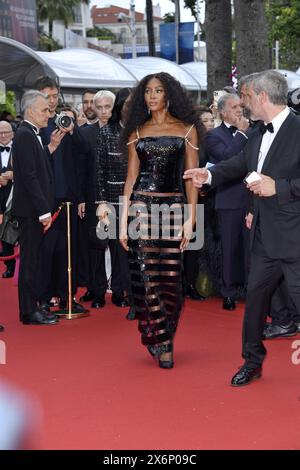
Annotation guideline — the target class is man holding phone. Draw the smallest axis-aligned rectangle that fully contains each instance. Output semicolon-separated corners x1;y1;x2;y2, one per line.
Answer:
184;70;300;386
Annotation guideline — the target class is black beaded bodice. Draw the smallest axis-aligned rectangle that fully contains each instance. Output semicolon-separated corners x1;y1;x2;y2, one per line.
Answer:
133;136;185;193
95;122;128;205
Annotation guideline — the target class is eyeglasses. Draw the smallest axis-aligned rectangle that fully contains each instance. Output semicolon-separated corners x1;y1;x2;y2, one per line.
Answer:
0;131;13;135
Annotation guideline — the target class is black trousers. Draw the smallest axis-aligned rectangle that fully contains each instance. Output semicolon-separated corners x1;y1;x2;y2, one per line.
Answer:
77;215;90;287
183;234;200;286
1;240;15;273
17;217;44;320
86;204;131;297
85;203;107;297
242;227;300;368
36;203;78;302
217;208;249;298
270;277;300;325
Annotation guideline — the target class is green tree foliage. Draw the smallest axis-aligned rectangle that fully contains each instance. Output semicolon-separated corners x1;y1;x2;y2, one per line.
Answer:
0;91;16;118
164;1;203;23
163;12;175;22
38;33;62;51
36;0;89;38
183;0;198;18
86;27;116;41
267;0;300;69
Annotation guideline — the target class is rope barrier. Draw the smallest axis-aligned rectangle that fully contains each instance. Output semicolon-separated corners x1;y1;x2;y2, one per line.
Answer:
0;248;19;262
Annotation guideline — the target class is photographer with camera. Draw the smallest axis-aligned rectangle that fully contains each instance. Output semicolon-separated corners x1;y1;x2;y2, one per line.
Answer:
34;77;86;314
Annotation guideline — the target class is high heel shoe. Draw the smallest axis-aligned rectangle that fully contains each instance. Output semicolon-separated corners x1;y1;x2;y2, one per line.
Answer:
158;342;174;369
147;345;157;358
159;357;174;369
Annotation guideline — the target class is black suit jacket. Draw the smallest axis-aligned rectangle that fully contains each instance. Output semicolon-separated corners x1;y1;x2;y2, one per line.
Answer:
12;122;54;218
210;111;300;258
205;122;250;209
78;123;100;203
39;121;84;204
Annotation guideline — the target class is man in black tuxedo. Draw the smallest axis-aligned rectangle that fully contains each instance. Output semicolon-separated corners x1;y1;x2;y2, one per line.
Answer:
0;120;15;278
34;77;86;313
205;94;250;310
184;70;300;386
12;90;64;324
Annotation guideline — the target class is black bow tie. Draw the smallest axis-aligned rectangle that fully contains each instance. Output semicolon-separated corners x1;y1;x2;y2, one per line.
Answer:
26;123;39;135
32;126;39;135
228;126;237;135
259;122;274;135
0;146;10;152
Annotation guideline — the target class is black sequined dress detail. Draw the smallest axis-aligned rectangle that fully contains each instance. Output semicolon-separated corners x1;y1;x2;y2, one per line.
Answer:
128;136;186;350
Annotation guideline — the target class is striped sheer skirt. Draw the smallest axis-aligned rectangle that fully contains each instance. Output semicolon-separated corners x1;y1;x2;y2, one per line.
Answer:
128;192;184;350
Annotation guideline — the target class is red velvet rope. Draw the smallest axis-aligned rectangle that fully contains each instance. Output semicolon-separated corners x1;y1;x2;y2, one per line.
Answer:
0;248;19;261
0;207;63;261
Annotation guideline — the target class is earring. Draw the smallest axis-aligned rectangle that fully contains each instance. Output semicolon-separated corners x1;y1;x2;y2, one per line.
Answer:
166;100;170;111
148;108;151;115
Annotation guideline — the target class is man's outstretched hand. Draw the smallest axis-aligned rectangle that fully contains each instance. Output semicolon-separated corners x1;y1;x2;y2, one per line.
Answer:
183;168;209;188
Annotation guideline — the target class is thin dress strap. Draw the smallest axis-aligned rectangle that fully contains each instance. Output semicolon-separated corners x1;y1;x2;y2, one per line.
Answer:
184;124;199;150
127;127;139;146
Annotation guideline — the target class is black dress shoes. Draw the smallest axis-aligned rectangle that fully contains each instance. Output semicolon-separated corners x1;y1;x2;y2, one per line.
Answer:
185;284;206;300
2;269;14;279
39;301;51;312
79;290;95;302
158;342;174;369
91;295;105;308
0;324;4;332
59;299;88;313
112;293;129;307
263;321;298;340
222;297;236;310
22;310;58;325
231;365;262;387
126;307;136;320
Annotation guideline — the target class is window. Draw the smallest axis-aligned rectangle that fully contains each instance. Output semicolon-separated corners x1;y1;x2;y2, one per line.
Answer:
73;5;82;24
136;28;142;43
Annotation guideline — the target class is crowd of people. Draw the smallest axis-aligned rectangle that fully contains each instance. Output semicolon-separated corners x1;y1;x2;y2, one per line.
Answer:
1;69;300;384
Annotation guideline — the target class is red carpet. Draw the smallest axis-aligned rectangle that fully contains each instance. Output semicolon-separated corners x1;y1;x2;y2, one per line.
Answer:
0;275;299;450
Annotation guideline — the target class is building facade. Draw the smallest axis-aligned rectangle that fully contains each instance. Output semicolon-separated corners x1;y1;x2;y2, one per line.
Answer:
91;4;162;57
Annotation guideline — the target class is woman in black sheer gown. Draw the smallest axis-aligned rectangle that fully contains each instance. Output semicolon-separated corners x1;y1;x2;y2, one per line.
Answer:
120;73;200;368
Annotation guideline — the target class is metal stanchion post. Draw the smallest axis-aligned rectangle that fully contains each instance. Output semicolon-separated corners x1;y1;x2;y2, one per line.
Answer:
57;202;89;320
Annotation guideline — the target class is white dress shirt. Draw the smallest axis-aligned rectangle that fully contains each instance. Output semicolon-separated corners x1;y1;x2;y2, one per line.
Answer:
205;107;291;185
257;106;290;172
23;120;44;148
0;140;12;169
224;121;248;139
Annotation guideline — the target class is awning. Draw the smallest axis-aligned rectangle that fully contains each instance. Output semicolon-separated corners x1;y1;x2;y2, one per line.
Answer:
181;61;207;91
0;36;137;92
122;56;202;91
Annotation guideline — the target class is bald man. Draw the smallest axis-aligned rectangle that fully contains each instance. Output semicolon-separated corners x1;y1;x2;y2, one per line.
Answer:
0;120;15;278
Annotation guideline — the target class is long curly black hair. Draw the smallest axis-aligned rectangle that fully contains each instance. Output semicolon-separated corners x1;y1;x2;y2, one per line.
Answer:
120;72;202;146
109;88;132;124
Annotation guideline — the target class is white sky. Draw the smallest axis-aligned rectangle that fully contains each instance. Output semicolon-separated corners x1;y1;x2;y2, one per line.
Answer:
90;1;205;23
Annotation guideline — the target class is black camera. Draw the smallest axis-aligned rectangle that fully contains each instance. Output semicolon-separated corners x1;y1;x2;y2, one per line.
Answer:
54;113;72;129
288;88;300;115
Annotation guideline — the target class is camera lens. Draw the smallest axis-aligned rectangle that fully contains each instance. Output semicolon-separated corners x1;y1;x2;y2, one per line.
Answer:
55;114;72;129
60;115;72;128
